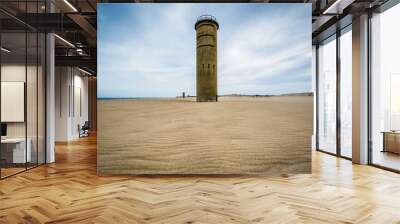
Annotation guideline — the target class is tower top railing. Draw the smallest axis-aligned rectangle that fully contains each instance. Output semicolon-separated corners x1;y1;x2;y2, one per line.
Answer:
196;15;217;23
195;15;219;29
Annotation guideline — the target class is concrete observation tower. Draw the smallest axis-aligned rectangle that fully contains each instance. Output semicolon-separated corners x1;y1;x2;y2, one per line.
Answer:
195;15;219;102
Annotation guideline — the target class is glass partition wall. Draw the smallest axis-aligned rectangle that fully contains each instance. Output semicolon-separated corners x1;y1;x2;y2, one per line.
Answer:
339;27;352;158
316;26;352;159
317;35;337;155
370;3;400;171
0;3;46;179
0;31;27;177
315;1;400;172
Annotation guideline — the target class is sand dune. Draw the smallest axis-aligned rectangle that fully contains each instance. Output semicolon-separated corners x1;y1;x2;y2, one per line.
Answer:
98;96;312;175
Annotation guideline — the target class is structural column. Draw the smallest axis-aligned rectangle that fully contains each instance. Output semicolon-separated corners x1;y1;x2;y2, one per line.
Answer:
352;14;369;164
46;0;55;163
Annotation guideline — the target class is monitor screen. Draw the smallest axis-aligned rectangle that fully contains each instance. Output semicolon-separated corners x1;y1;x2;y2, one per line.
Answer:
1;123;7;137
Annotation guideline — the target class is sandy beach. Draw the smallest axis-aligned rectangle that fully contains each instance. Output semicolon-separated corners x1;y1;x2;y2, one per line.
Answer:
98;96;312;175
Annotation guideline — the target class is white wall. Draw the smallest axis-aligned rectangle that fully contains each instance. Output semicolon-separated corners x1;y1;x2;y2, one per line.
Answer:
72;73;89;138
1;65;41;137
1;65;27;141
55;66;70;141
55;67;89;141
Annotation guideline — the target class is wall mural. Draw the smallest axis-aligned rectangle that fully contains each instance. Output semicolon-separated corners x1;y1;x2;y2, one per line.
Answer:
97;3;312;175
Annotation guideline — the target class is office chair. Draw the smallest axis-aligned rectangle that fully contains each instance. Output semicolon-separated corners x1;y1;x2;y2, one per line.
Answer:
79;121;90;138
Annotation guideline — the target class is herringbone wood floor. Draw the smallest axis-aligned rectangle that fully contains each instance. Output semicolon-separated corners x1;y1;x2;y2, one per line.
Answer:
1;135;400;224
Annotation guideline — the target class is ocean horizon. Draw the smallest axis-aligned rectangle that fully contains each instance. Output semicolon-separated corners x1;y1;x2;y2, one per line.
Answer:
98;92;313;100
98;97;177;100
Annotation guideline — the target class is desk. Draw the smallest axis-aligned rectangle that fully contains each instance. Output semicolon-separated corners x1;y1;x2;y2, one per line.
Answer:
1;138;31;163
382;131;400;154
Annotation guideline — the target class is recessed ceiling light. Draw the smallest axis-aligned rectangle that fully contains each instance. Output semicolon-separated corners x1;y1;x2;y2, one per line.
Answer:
54;34;75;48
78;67;93;76
322;0;354;15
1;47;11;53
63;0;78;12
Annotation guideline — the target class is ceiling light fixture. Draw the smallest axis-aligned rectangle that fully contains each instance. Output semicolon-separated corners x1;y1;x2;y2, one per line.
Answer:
78;67;93;76
1;47;11;53
54;34;75;48
76;49;84;55
323;0;354;15
63;0;78;12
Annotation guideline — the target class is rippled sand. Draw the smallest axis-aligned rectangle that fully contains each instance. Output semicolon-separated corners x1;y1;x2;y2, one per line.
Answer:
98;96;312;175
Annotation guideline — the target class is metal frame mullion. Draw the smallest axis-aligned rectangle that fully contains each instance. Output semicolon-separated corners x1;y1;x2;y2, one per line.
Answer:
25;0;28;171
0;21;2;179
36;0;39;168
367;11;373;165
336;28;341;157
44;3;48;164
316;44;320;151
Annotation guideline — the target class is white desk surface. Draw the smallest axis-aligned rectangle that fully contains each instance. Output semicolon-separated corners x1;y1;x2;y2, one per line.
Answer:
1;138;32;163
1;138;27;144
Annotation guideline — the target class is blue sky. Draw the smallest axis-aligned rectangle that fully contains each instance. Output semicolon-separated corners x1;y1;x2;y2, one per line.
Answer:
98;3;311;98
